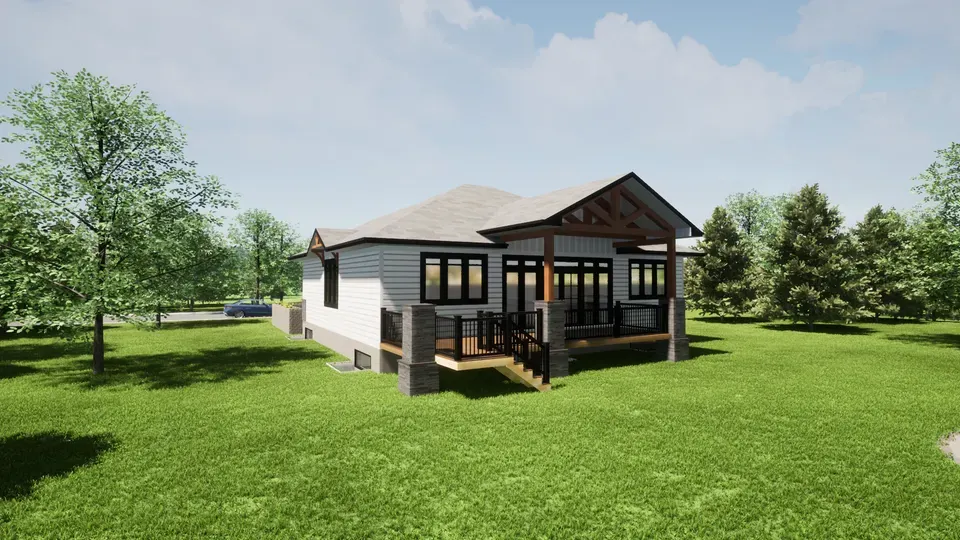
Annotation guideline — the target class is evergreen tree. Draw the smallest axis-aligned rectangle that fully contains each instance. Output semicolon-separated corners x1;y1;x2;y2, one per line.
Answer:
756;184;866;327
851;206;924;319
686;207;753;317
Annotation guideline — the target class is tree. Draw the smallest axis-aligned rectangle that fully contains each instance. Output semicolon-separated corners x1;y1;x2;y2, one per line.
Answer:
911;142;960;319
686;207;753;317
755;184;866;327
229;209;299;300
914;142;960;229
723;190;788;258
0;70;231;373
908;214;960;320
851;206;924;319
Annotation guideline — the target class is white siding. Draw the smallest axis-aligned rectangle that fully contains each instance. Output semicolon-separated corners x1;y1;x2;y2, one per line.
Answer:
302;246;382;347
382;245;504;316
378;238;687;316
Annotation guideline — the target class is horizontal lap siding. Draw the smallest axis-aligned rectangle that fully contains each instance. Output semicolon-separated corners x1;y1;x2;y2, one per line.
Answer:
382;246;503;316
302;257;324;325
302;246;382;347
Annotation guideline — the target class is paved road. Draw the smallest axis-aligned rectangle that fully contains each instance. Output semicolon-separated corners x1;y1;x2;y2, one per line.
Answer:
10;311;267;327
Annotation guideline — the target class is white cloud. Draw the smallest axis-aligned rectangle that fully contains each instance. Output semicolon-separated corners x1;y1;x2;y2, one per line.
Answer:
786;0;960;49
0;0;947;232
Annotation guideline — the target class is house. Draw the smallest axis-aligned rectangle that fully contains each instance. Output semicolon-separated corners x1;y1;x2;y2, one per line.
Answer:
290;172;702;395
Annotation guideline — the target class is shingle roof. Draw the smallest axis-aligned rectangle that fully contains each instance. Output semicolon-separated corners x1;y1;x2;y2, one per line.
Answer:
323;185;522;249
317;173;702;250
481;175;623;232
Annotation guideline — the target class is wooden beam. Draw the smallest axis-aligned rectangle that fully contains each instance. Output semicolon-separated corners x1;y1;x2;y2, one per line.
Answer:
611;237;671;248
543;230;554;301
610;186;622;223
563;213;583;225
621;207;648;226
619;188;675;232
583;201;614;226
557;224;665;239
667;237;676;298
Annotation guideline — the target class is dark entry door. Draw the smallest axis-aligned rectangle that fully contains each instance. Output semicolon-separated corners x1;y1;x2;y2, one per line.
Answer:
503;257;543;313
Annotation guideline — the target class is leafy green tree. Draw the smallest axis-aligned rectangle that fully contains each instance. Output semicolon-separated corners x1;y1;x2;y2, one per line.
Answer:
724;190;789;258
686;207;753;317
755;184;867;327
851;206;925;319
230;209;299;300
0;70;231;373
908;213;960;320
910;142;960;319
914;142;960;228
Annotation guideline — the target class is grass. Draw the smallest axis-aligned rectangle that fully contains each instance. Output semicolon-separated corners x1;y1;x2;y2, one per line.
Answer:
1;318;959;538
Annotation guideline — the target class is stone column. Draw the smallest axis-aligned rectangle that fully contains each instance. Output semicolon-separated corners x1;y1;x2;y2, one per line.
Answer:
534;300;569;378
399;304;439;396
667;297;690;361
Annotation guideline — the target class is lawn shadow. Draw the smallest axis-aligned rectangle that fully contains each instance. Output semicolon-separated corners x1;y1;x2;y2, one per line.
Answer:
688;334;723;344
689;346;731;359
886;333;960;350
760;323;876;336
1;340;98;363
0;363;40;380
0;432;114;500
439;368;537;399
569;348;667;375
46;344;334;390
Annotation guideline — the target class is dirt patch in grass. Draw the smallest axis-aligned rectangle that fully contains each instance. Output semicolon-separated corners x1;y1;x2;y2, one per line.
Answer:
943;433;960;465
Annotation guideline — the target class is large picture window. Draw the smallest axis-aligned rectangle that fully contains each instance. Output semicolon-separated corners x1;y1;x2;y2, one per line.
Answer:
421;253;487;305
324;257;339;308
629;259;667;299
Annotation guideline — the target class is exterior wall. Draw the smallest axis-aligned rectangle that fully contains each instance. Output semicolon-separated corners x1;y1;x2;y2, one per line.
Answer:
379;238;687;316
302;237;689;371
301;246;386;370
381;245;505;317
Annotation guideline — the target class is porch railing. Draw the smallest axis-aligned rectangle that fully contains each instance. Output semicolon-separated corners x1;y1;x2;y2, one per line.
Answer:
565;302;666;340
432;311;549;382
380;308;403;348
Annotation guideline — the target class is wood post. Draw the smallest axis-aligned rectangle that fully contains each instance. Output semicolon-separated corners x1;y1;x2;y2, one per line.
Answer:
666;236;677;299
543;231;555;301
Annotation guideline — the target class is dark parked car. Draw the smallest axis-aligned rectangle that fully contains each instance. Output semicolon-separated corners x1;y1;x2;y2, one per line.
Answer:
223;299;273;318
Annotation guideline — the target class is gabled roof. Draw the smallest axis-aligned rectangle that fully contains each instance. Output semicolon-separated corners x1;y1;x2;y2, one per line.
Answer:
479;172;703;237
313;172;702;251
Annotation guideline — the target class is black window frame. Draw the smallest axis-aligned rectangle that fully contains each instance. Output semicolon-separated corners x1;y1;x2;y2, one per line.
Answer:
420;252;488;305
501;255;613;314
629;259;667;300
324;256;339;309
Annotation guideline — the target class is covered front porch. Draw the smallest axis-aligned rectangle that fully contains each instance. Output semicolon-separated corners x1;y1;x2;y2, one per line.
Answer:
383;175;695;395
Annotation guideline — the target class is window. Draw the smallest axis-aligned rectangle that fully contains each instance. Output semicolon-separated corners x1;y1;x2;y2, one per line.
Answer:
420;253;487;305
629;259;668;299
324;257;339;308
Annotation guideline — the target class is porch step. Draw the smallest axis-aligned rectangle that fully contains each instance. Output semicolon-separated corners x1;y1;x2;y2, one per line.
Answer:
495;363;551;392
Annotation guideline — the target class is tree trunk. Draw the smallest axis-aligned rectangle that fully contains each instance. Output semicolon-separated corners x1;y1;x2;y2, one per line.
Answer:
92;313;105;374
189;298;195;311
156;304;162;328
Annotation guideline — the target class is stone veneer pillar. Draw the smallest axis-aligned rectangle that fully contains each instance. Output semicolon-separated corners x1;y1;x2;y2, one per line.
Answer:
398;303;439;396
667;297;690;361
534;300;569;378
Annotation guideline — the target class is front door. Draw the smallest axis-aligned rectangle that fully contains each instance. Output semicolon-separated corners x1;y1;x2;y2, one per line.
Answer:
503;257;543;313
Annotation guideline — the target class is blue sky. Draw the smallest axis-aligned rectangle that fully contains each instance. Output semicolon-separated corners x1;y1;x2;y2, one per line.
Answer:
1;0;958;240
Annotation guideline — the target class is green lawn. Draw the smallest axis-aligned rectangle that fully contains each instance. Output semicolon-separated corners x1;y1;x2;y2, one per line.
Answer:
1;318;959;538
